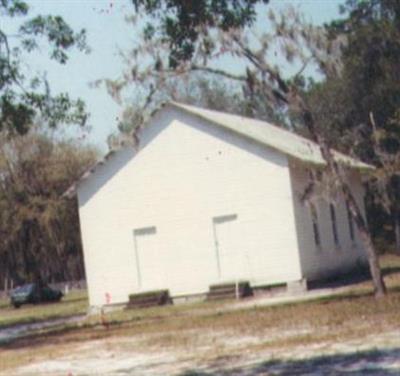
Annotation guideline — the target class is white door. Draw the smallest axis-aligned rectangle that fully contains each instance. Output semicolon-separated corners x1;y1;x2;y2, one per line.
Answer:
213;214;244;282
133;227;164;291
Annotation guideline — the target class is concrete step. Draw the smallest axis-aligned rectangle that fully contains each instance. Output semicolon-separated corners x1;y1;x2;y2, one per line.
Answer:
127;289;172;309
206;281;253;301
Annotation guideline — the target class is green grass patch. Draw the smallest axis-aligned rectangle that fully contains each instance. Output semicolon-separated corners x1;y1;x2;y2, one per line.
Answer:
380;253;400;272
0;290;88;329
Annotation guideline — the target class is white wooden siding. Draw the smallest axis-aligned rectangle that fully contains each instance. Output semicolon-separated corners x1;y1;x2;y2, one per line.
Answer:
289;161;368;280
78;107;302;307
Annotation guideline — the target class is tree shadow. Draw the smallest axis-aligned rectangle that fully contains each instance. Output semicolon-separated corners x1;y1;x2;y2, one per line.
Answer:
382;266;400;277
306;255;400;291
0;312;172;349
179;348;400;375
308;269;371;290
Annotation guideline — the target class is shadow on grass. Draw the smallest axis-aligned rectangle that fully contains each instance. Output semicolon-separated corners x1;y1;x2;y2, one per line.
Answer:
382;266;400;277
0;311;172;349
0;295;88;331
308;269;371;290
179;348;400;375
58;296;87;305
307;262;400;291
0;312;85;331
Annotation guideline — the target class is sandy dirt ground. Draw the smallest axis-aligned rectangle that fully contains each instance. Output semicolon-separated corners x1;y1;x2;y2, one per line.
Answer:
6;326;400;375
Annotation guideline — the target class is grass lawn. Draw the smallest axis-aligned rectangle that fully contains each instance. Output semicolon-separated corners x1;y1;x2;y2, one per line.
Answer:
1;254;399;332
0;289;88;329
1;254;400;374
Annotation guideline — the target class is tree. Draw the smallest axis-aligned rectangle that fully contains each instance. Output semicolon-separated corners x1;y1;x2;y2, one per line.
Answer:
307;0;400;254
104;0;270;118
132;0;269;68
109;1;387;296
1;0;89;135
0;130;98;286
0;0;94;287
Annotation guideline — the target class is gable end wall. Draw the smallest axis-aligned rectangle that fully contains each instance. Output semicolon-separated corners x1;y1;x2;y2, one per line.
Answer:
78;108;303;307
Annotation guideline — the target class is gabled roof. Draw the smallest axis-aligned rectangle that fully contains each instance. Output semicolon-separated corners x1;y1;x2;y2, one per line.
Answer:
168;102;373;170
64;102;373;198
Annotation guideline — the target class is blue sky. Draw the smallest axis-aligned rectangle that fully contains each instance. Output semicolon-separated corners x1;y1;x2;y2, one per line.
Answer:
5;0;344;150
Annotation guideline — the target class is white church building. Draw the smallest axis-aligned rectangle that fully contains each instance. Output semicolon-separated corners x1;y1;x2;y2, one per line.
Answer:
67;102;371;308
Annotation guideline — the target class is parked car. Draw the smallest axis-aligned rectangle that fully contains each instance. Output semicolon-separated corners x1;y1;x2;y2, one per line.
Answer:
10;283;63;308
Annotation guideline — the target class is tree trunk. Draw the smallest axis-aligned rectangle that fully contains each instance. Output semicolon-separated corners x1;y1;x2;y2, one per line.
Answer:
4;272;8;295
345;188;386;297
227;48;387;297
299;105;387;298
394;211;400;255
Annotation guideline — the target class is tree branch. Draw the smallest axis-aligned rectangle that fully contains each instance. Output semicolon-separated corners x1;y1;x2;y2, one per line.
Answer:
294;55;313;80
0;29;29;95
191;65;247;82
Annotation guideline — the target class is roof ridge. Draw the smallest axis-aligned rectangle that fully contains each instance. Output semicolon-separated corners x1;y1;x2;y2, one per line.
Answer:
170;101;310;143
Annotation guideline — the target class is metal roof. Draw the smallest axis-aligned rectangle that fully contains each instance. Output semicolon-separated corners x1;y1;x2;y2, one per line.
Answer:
64;102;373;198
168;102;373;170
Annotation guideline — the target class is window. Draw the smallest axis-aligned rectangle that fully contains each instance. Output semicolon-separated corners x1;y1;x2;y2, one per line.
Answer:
310;204;321;248
346;201;355;241
329;203;339;247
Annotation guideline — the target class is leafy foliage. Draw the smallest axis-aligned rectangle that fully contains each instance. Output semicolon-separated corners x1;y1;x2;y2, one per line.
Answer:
0;131;98;284
307;0;400;252
0;0;89;134
106;0;285;134
132;0;269;67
